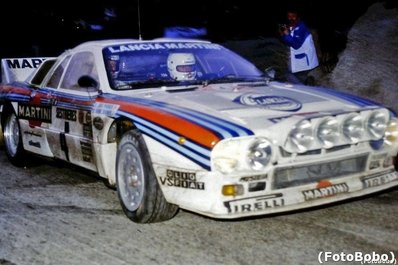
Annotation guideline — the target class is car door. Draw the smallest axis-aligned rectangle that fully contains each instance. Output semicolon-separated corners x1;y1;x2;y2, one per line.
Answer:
45;51;100;172
14;59;57;157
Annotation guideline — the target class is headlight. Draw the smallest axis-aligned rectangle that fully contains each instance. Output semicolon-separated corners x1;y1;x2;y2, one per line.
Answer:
316;117;340;148
247;139;272;170
212;137;273;173
342;113;364;143
367;111;388;140
289;120;314;153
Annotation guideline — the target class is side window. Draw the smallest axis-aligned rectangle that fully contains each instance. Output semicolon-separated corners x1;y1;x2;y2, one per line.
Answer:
31;59;56;86
46;56;71;88
60;52;98;90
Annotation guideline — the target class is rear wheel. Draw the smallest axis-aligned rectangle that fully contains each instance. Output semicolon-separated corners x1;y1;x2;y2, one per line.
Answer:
116;129;178;223
3;112;28;167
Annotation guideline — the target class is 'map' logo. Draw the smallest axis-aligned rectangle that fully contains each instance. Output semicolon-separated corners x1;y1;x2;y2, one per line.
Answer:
2;57;54;83
234;94;302;111
6;58;46;69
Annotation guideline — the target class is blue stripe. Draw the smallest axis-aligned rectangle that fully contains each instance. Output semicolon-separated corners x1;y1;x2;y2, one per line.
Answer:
39;88;93;102
55;101;92;111
120;111;211;169
301;86;380;107
142;100;253;137
4;94;30;102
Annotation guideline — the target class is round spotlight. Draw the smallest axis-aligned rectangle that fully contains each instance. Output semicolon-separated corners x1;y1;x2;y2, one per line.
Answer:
247;138;272;170
317;117;340;148
367;111;388;140
289;120;314;153
343;114;364;143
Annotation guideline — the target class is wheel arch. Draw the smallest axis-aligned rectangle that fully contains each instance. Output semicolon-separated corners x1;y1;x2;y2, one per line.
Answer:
0;102;17;145
101;117;141;188
1;102;15;128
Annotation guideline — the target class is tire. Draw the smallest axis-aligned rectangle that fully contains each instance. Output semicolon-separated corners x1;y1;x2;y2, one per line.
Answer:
116;129;178;223
3;112;28;167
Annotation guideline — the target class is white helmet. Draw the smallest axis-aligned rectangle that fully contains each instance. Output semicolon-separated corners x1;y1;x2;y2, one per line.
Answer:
167;53;197;81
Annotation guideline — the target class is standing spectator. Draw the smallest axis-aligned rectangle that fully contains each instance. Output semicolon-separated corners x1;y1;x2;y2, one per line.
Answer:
279;9;319;85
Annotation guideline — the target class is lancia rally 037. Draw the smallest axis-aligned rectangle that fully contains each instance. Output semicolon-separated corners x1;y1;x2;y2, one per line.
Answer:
0;38;397;223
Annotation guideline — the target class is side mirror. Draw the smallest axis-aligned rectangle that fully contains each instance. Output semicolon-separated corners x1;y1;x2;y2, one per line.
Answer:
264;67;276;80
78;75;98;89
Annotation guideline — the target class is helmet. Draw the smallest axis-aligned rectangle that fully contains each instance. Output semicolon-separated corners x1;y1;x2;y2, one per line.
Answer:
167;53;197;81
107;55;120;78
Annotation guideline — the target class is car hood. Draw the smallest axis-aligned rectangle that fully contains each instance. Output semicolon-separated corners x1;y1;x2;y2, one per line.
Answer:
117;81;380;131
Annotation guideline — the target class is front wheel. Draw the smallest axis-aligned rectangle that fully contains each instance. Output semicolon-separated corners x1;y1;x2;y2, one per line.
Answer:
116;129;178;223
3;112;28;166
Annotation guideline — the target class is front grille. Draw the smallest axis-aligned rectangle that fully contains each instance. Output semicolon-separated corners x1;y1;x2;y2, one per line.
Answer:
273;155;368;189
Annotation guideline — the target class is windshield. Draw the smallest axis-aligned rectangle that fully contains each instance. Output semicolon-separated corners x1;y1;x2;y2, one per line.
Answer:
102;41;263;90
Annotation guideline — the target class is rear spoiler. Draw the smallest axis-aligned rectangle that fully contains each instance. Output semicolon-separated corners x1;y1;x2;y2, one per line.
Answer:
1;57;55;84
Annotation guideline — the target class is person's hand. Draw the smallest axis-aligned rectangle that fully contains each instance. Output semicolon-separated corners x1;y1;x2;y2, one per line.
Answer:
278;24;288;36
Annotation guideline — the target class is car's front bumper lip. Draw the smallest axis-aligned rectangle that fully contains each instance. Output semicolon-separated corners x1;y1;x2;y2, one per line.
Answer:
188;169;398;219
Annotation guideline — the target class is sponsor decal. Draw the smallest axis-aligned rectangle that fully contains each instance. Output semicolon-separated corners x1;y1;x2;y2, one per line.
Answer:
302;180;349;201
93;102;119;116
269;117;290;123
56;108;77;121
224;194;285;214
28;140;41;148
233;94;302;111
78;110;93;137
93;117;104;130
269;112;320;123
83;124;93;138
107;42;221;53
159;169;205;190
78;110;92;124
18;103;51;122
239;174;267;182
80;141;93;162
5;58;46;69
361;171;398;189
2;57;53;83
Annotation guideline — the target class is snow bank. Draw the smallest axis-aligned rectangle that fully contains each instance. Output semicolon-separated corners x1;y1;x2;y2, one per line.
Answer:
321;2;398;114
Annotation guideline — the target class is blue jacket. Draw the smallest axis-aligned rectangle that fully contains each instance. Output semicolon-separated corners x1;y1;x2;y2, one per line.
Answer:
282;21;319;73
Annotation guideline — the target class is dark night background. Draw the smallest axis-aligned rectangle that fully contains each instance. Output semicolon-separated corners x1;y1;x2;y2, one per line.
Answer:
0;0;395;59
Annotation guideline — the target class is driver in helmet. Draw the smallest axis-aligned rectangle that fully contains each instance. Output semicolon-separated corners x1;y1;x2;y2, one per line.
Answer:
106;55;131;88
106;55;121;79
167;53;197;81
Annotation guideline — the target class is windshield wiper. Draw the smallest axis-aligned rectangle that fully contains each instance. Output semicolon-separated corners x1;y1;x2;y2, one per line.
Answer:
115;79;181;90
203;75;265;85
114;76;266;90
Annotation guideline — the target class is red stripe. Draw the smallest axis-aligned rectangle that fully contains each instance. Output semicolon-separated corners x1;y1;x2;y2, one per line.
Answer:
2;85;31;96
98;98;220;149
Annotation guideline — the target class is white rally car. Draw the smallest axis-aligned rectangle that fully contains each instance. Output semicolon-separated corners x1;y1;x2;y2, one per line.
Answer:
0;38;397;223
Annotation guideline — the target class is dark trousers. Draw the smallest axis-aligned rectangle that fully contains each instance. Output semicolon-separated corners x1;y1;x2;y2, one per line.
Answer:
285;70;315;85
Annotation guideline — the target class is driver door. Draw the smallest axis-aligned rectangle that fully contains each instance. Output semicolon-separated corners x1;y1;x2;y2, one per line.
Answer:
46;51;100;171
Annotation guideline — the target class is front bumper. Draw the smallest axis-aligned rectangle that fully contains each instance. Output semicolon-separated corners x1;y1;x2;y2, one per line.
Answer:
220;169;398;218
160;149;398;219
